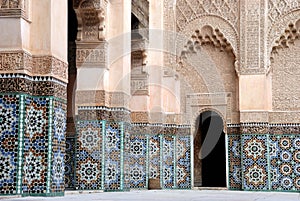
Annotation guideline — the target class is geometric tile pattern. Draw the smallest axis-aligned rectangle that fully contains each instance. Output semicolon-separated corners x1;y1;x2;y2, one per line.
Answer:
227;134;242;190
22;96;49;195
65;137;76;189
149;135;161;181
76;121;103;190
0;94;20;195
104;122;123;191
162;136;175;189
176;136;191;189
51;100;66;193
229;134;300;191
129;135;147;189
269;135;300;191
241;134;269;190
73;124;192;191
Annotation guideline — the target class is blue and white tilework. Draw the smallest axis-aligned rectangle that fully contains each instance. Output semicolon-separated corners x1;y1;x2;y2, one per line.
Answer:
241;134;269;190
129;135;147;189
76;121;102;190
162;136;175;189
104;122;122;191
269;135;300;191
176;136;191;189
0;95;20;195
227;135;242;190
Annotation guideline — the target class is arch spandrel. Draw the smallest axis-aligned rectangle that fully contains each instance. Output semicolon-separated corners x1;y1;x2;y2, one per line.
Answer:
268;9;300;62
179;15;239;60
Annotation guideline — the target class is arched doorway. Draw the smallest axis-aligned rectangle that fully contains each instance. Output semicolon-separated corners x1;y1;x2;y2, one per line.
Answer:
194;111;226;187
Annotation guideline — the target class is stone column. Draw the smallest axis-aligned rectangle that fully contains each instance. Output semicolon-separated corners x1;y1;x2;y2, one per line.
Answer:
0;0;68;196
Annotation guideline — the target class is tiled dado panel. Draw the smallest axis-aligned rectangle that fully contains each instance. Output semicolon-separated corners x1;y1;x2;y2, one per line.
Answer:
228;132;300;192
0;94;66;196
128;135;148;189
227;134;242;190
176;136;191;189
269;135;300;191
136;134;191;190
241;134;269;190
75;122;192;191
22;97;66;196
104;122;124;191
0;94;22;195
75;121;126;191
76;121;103;190
65;137;76;190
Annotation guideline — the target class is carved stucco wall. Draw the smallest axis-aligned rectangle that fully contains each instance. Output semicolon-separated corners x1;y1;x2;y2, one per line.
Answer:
176;0;239;32
271;33;300;122
172;0;239;125
175;31;237;127
268;0;300;65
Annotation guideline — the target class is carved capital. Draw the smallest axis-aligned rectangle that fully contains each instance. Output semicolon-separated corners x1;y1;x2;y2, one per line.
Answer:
0;0;28;19
74;0;106;42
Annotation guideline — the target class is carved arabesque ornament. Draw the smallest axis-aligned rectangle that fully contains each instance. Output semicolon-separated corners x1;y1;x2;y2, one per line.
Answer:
270;19;300;62
179;25;238;74
268;9;300;61
176;0;239;32
270;19;300;112
0;0;28;18
0;0;21;8
268;0;300;24
180;26;234;59
74;0;106;42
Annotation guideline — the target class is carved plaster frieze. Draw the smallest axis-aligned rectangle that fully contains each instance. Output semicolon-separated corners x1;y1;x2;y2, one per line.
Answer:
0;51;68;82
131;111;149;123
0;0;27;18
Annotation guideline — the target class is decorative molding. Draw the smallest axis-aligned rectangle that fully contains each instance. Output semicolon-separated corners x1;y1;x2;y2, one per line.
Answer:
0;0;28;19
76;90;130;109
240;123;269;134
0;74;67;100
77;106;131;122
226;123;300;134
76;90;107;106
131;123;191;136
269;123;300;134
76;42;107;68
131;112;149;123
0;51;68;82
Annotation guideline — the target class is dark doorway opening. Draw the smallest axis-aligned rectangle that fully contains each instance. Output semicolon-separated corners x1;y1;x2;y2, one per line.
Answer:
194;111;226;187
